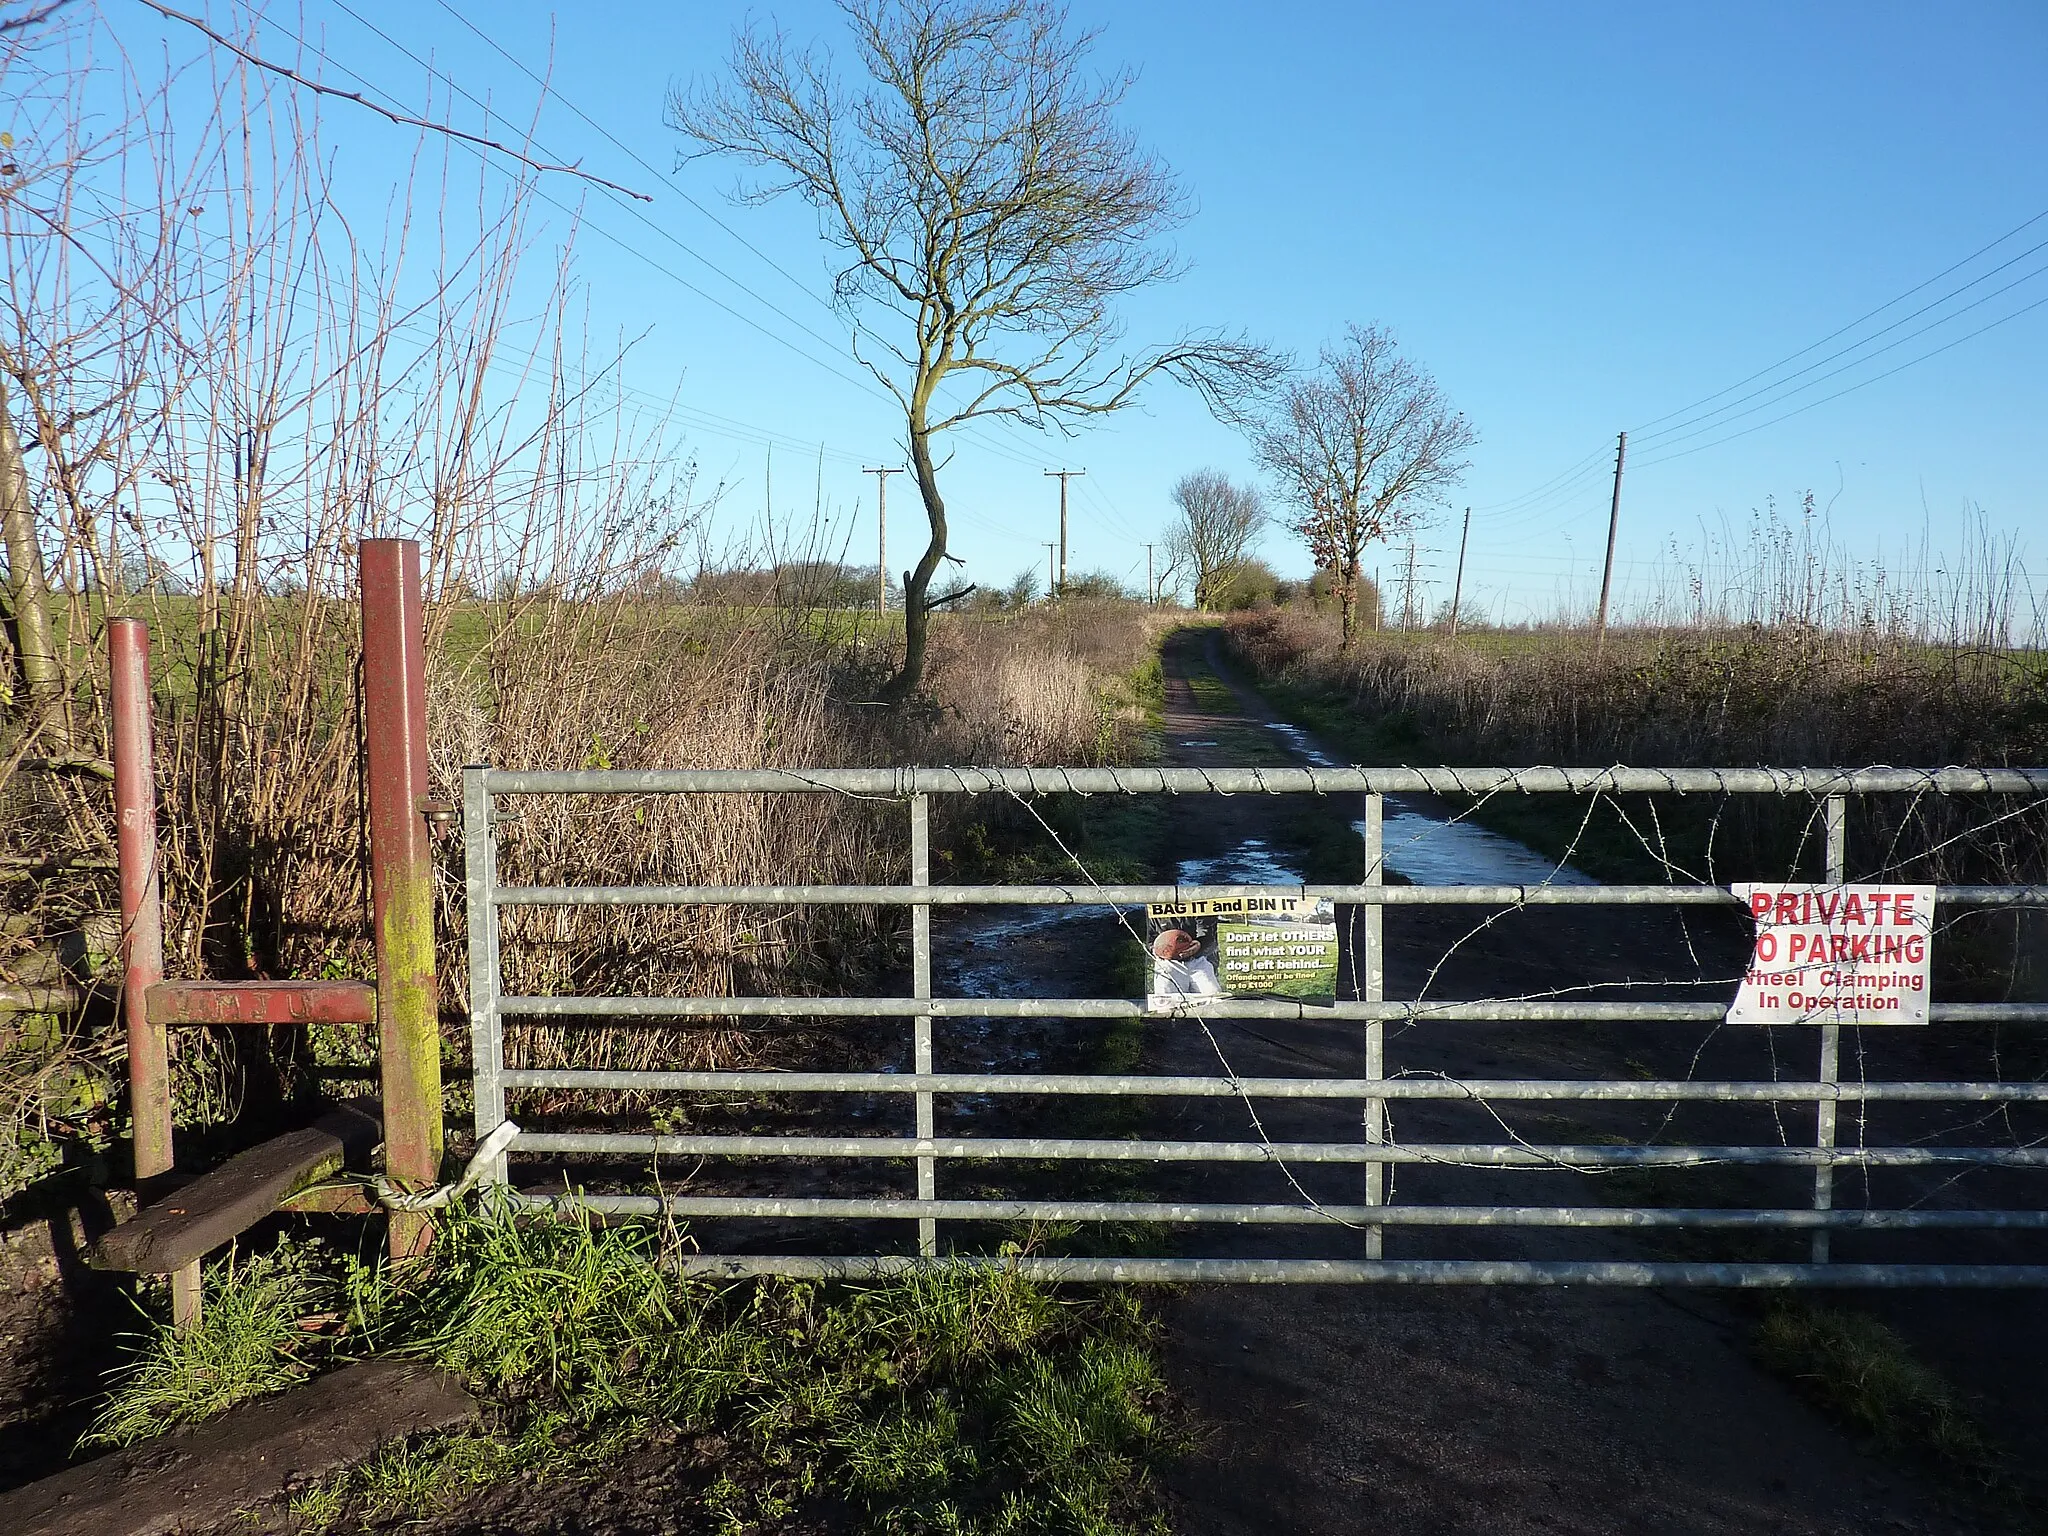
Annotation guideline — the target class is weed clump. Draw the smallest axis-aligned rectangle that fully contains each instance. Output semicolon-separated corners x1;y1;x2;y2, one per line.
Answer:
85;1243;342;1447
1754;1300;2001;1483
91;1205;1176;1535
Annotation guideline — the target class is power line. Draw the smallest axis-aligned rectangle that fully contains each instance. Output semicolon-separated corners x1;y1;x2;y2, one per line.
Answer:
1474;203;2048;522
1633;288;2048;470
140;0;649;200
1076;474;1145;547
1632;244;2048;451
319;1;887;399
1472;446;1609;513
383;1;1131;490
1631;202;2048;436
301;3;1060;551
1481;471;1611;535
429;0;844;326
35;132;1044;563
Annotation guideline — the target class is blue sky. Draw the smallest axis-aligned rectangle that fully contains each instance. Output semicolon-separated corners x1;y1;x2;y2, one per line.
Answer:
179;1;2048;620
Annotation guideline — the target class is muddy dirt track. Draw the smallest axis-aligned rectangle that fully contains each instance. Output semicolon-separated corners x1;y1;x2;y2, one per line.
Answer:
1145;627;2043;1536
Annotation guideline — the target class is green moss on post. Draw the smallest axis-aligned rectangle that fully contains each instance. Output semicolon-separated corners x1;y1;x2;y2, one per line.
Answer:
361;540;444;1258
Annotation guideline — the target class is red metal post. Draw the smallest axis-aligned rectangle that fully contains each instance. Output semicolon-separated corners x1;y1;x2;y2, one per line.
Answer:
147;980;378;1028
360;539;443;1256
110;619;199;1324
110;620;168;1182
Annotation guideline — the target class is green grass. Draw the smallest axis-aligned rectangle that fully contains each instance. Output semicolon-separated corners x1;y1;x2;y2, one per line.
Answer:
84;1243;342;1447
1754;1300;2010;1490
89;1207;1178;1535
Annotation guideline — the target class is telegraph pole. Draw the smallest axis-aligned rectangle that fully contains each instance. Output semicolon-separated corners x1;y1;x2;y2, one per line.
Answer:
863;466;903;615
1043;543;1057;604
1596;431;1627;650
1448;506;1471;638
1043;468;1083;596
1145;543;1155;607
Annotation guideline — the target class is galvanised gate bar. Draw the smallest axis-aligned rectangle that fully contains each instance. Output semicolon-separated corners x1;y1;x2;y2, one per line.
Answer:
462;764;2048;1285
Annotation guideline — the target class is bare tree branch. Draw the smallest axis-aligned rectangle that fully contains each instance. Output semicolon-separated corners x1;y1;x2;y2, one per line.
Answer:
134;0;652;202
1250;324;1476;648
674;0;1279;702
0;0;74;34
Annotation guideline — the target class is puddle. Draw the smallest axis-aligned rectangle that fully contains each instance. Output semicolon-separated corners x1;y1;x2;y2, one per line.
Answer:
939;903;1092;999
1176;837;1303;886
1368;810;1597;887
931;904;1094;1106
1261;720;1593;887
822;702;1598;1149
929;708;1592;1092
1263;721;1337;767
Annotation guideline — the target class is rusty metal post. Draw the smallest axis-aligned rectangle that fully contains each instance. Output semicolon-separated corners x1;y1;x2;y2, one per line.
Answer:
361;539;442;1256
110;620;198;1324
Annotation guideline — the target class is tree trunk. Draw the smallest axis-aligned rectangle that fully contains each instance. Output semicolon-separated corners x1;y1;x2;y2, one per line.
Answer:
0;379;59;737
1337;553;1360;651
880;426;948;706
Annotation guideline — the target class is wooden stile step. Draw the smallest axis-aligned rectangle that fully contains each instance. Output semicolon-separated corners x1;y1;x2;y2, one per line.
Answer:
93;1099;383;1275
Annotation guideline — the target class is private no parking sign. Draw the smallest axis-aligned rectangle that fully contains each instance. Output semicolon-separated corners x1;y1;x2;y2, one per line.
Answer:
1727;884;1935;1025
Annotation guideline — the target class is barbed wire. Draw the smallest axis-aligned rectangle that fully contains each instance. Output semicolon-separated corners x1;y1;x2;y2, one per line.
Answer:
485;746;2048;1255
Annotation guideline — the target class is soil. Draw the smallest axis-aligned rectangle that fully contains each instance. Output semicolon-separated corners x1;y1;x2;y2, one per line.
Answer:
0;1185;135;1493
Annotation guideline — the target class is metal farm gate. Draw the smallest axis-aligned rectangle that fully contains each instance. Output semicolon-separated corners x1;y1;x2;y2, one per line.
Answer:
462;765;2048;1285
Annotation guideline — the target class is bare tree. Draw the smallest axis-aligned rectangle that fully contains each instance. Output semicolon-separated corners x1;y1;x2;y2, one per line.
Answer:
1250;325;1476;648
1163;469;1265;611
672;0;1275;703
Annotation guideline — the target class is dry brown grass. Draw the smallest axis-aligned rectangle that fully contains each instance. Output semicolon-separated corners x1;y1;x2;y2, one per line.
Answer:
3;589;1168;1192
1230;607;2048;769
433;595;1166;1094
1225;606;2048;888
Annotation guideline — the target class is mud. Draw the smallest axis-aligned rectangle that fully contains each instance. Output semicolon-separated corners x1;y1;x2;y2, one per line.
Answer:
0;1190;135;1493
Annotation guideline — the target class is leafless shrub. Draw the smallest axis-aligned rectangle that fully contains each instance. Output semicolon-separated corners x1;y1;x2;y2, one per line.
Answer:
0;5;1172;1188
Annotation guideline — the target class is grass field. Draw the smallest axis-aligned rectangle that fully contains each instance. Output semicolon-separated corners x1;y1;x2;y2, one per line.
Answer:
90;1209;1180;1535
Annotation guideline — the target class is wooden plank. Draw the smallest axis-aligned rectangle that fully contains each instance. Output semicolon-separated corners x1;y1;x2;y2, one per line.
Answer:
277;1182;378;1215
93;1100;382;1275
146;979;376;1027
0;1360;478;1536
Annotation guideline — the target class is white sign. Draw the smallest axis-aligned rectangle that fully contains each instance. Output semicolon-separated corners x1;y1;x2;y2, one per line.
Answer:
1727;884;1934;1026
